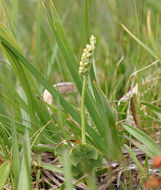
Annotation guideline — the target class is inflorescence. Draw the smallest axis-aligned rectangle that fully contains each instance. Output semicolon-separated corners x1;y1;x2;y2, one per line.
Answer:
79;35;96;76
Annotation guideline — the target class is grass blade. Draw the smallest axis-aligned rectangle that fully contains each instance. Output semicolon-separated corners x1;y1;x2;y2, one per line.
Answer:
0;75;28;112
0;94;7;117
141;101;161;114
41;163;64;174
120;23;160;62
18;131;32;190
124;144;144;174
0;27;37;129
132;141;155;158
11;110;20;189
0;122;11;148
0;161;11;189
123;123;161;156
63;150;73;190
57;97;71;146
93;81;122;159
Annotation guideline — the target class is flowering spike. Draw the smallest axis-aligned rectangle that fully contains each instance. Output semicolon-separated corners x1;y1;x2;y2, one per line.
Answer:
79;35;96;76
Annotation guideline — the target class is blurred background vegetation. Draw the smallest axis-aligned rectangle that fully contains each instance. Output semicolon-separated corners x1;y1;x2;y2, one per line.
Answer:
0;0;160;98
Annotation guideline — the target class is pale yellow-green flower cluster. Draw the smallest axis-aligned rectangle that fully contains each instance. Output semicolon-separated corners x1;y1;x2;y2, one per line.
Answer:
79;35;96;75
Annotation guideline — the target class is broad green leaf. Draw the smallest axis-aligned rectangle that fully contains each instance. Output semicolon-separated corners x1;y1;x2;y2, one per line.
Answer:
132;141;155;158
69;144;103;179
32;144;55;152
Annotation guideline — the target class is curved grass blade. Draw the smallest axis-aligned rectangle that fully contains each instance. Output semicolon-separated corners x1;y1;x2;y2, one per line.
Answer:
132;141;155;158
0;113;29;134
0;28;37;130
0;24;54;138
0;75;28;112
120;23;160;62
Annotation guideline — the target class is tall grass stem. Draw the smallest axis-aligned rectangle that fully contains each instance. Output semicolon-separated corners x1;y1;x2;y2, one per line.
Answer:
81;75;87;144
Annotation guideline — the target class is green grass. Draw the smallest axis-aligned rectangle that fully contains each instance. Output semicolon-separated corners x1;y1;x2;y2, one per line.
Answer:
0;0;161;189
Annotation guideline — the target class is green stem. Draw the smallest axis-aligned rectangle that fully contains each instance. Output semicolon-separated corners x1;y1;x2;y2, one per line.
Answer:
81;75;87;144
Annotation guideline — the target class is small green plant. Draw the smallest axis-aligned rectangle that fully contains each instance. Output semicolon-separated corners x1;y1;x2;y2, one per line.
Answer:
69;35;103;180
79;34;96;143
69;144;103;179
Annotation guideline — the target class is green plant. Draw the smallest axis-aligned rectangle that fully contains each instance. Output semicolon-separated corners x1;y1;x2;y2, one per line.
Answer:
79;35;96;144
0;0;160;189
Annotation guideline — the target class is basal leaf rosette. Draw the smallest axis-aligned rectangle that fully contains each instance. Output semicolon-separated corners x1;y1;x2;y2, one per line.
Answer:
55;144;69;164
69;144;103;179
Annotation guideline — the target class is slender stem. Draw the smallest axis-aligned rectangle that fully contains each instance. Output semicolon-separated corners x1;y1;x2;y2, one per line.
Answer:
81;75;87;144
